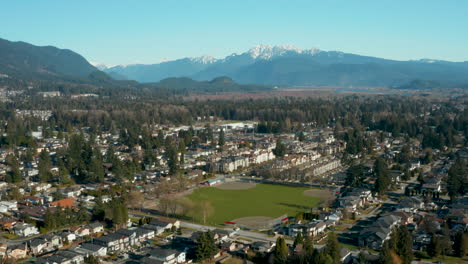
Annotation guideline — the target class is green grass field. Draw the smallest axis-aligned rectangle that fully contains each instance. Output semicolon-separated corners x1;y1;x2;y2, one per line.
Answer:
185;184;321;225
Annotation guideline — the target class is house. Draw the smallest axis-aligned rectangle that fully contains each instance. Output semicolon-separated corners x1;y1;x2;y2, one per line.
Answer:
336;196;362;212
0;200;18;212
213;229;236;242
29;238;52;255
398;197;424;213
117;228;138;246
49;197;77;209
37;250;85;264
148;247;186;264
60;186;82;198
136;227;155;242
42;233;63;248
0;217;17;231
345;188;373;203
390;211;414;225
141;224;166;235
306;221;327;237
287;224;305;238
19;206;48;221
150;218;180;230
72;242;107;257
326;210;343;223
14;222;39;237
7;243;28;259
358;215;401;250
86;222;104;234
93;232;129;252
23;195;44;205
251;241;276;253
60;231;77;243
221;241;238;252
421;177;442;193
73;226;90;237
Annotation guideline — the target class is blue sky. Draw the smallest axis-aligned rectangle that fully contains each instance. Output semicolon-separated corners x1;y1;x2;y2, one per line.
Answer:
2;1;467;65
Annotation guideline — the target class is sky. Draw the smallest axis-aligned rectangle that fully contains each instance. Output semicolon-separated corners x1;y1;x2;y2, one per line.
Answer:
2;0;468;66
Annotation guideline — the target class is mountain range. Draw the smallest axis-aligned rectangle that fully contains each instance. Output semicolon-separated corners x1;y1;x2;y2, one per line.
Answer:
0;38;267;94
1;37;468;88
103;44;468;87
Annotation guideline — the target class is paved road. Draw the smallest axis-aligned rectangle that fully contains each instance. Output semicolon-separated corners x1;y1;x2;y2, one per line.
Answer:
130;211;326;249
180;221;288;244
180;221;326;249
129;211;286;244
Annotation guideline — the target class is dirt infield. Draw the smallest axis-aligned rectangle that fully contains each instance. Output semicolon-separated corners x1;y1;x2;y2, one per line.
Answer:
216;181;257;190
231;216;275;230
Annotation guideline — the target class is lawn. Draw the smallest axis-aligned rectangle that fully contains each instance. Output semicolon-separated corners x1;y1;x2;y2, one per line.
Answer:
185;184;321;225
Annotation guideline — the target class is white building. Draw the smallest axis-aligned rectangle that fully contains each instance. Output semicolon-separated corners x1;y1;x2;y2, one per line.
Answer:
14;223;39;237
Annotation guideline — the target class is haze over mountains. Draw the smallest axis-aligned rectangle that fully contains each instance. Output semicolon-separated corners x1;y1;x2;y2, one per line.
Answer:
1;37;468;88
104;44;468;87
0;37;267;93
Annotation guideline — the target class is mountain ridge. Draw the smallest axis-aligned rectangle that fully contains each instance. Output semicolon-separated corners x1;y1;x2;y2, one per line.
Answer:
0;37;98;79
105;44;468;86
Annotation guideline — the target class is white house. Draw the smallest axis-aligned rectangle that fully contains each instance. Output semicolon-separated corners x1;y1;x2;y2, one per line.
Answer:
149;248;186;264
14;223;39;237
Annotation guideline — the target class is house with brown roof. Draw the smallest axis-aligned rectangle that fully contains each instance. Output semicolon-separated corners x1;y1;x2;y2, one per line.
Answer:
49;197;77;209
0;218;16;231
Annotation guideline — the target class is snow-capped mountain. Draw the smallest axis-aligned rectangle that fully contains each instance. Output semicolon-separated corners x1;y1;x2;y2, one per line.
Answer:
90;62;109;71
246;44;320;59
104;45;468;86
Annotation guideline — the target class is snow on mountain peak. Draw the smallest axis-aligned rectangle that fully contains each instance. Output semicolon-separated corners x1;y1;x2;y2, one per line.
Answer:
247;44;321;59
90;61;108;70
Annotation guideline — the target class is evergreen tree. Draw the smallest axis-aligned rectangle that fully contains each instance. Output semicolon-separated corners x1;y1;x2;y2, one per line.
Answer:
345;164;366;187
325;232;341;264
395;226;413;264
91;197;106;221
58;160;72;184
303;235;314;257
218;129;225;146
274;237;289;264
374;157;391;195
43;208;57;230
77;206;90;223
453;231;467;257
427;234;442;258
446;158;467;201
84;255;99;264
195;231;217;262
110;198;128;228
273;138;286;157
87;149;104;183
293;232;304;248
6;154;22;183
379;241;394;264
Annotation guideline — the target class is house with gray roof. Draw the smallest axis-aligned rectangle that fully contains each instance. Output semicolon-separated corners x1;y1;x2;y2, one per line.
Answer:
358;214;401;250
